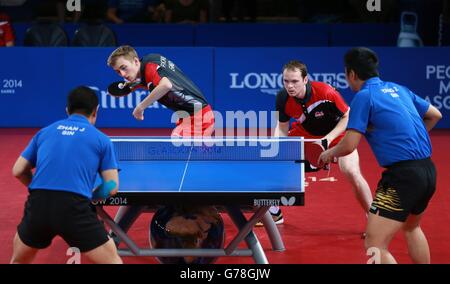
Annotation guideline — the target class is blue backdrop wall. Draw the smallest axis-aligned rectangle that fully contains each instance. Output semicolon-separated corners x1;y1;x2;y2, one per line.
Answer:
0;47;449;128
11;23;400;47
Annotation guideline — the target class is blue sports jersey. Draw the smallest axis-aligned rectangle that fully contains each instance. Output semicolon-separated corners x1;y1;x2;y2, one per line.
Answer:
347;77;432;167
21;114;118;199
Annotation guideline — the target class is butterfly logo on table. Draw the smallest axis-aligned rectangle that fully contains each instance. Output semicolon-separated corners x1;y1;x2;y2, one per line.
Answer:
280;196;296;206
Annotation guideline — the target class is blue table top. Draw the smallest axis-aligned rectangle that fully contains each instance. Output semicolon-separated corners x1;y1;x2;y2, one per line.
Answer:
118;160;303;193
97;137;305;206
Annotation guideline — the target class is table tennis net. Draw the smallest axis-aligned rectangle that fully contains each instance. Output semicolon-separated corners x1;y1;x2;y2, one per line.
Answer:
111;138;303;161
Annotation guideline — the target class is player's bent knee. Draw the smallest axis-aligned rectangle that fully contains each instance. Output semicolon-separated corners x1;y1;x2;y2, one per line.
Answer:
10;233;38;264
84;239;122;264
364;236;374;250
102;238;122;264
364;235;384;251
340;166;361;179
364;232;392;250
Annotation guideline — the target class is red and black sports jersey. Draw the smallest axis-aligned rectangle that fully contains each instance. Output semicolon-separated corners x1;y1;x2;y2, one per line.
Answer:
276;81;349;136
0;13;14;46
139;54;208;115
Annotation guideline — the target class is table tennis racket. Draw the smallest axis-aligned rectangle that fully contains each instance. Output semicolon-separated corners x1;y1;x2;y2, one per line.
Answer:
107;81;141;97
304;139;328;169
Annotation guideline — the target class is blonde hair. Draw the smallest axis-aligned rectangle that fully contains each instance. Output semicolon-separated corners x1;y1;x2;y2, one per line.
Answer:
107;45;139;66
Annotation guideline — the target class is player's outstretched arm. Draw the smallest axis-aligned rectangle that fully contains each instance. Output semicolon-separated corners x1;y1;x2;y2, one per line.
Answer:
318;130;362;166
324;109;350;145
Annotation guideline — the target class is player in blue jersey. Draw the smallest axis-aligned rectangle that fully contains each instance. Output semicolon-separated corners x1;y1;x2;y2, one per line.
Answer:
10;86;122;264
319;47;442;264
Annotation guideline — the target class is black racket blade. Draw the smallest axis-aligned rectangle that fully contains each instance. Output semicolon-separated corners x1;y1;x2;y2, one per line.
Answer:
108;81;132;97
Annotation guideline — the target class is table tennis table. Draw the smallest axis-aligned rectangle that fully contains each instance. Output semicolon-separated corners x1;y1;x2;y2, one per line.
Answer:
95;137;305;264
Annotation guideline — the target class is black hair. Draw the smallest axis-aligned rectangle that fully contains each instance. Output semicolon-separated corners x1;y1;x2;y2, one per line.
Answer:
67;86;99;116
344;47;379;80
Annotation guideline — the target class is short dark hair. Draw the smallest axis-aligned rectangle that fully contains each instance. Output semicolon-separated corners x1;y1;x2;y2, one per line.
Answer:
67;86;99;116
344;47;379;80
283;60;308;78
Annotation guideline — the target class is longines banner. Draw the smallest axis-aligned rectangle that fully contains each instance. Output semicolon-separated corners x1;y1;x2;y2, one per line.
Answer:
0;47;449;128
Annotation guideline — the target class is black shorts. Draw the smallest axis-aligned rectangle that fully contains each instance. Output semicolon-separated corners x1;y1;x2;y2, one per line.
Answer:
17;190;109;252
369;158;436;222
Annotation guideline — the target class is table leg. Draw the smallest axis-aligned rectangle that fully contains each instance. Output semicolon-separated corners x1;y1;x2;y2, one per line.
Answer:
262;211;285;251
225;205;269;264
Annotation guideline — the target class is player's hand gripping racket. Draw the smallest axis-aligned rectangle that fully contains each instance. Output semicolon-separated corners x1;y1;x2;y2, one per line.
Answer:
107;81;141;97
304;139;328;172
